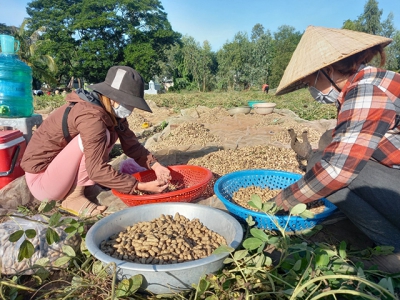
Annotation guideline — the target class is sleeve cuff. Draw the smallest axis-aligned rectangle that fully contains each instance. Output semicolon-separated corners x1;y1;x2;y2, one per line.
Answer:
148;159;158;169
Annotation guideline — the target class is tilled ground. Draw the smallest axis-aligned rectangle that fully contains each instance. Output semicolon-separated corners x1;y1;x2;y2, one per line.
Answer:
187;145;305;176
126;104;333;151
114;104;334;202
34;103;375;268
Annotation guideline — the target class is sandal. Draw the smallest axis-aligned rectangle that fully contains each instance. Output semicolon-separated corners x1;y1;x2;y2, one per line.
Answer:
60;198;107;217
60;185;108;217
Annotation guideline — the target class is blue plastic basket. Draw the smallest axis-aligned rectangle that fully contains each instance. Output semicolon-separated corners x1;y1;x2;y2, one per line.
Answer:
214;169;337;232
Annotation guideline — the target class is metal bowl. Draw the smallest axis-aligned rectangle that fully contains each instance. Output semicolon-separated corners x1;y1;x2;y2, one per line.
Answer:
227;106;251;115
86;203;243;294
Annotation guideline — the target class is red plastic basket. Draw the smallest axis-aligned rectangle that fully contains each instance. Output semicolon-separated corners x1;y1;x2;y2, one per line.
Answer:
112;165;213;206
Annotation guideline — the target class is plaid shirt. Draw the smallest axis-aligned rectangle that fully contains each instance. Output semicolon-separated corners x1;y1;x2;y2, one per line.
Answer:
275;65;400;209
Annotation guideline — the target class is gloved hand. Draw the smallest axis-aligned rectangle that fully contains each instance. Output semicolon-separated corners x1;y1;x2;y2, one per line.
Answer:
150;162;172;184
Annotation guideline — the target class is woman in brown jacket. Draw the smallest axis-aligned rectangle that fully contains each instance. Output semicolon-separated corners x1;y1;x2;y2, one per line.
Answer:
21;66;171;217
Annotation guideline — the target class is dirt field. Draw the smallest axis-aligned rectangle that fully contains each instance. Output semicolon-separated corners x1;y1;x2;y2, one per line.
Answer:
100;102;375;252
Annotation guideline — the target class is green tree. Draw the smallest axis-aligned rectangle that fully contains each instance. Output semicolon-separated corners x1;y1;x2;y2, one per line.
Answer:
342;19;363;31
250;24;265;41
269;25;302;88
381;12;396;37
389;30;400;72
217;31;252;91
181;38;216;92
359;0;382;35
343;0;382;35
381;13;398;71
182;36;203;91
159;42;191;91
341;0;399;71
198;41;216;92
27;0;84;86
249;24;274;89
0;23;14;35
26;0;180;85
13;19;57;88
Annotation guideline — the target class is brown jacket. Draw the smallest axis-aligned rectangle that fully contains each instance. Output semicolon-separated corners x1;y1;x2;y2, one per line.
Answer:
21;90;157;194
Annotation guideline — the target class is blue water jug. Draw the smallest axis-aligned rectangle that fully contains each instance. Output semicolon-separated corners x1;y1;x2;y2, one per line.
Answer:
0;35;34;118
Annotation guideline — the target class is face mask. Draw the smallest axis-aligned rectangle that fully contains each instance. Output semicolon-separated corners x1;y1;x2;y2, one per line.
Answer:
113;103;133;118
308;86;340;104
308;70;340;104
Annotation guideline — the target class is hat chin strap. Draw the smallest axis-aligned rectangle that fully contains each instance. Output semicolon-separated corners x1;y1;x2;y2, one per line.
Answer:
320;69;341;92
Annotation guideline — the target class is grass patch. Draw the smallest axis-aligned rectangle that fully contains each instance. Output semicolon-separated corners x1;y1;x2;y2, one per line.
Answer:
146;89;337;121
33;89;337;121
34;94;67;110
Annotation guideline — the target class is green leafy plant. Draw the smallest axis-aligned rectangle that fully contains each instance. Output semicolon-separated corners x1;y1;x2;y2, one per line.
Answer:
191;198;400;299
0;201;146;299
159;120;169;130
8;201;84;265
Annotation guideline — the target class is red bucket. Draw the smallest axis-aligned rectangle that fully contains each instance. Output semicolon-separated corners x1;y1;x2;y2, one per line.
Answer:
0;130;26;189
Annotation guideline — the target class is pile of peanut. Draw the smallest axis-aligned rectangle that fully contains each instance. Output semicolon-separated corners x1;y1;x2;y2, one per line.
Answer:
150;122;219;151
232;186;281;211
188;145;304;176
132;181;184;195
100;212;227;265
232;186;326;215
197;107;231;123
126;111;148;129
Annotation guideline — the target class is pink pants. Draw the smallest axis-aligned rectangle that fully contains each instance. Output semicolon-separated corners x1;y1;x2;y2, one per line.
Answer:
25;131;111;201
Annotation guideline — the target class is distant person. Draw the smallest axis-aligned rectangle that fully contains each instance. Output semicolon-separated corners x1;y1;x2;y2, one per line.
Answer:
33;90;44;96
274;26;400;272
21;66;171;217
262;83;269;94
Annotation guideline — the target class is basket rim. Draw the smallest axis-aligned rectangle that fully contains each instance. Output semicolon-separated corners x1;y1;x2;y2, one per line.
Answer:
112;165;212;201
214;169;336;221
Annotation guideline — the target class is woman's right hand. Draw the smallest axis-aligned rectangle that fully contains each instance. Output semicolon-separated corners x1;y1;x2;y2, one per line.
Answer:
136;180;168;194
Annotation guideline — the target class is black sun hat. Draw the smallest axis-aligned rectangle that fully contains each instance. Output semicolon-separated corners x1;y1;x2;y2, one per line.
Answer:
88;66;152;112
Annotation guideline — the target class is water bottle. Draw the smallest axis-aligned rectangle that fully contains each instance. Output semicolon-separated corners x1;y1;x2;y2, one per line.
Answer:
0;35;34;118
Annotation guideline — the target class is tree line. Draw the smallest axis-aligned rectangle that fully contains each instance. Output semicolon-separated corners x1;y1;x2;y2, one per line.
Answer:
0;0;399;92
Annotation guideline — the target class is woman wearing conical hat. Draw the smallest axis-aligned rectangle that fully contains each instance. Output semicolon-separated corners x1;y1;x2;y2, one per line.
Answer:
274;26;400;272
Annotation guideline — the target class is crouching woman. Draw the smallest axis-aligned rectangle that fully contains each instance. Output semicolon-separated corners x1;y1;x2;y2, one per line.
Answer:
21;66;171;217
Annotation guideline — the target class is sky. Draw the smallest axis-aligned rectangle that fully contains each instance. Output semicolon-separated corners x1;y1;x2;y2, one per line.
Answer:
1;0;400;51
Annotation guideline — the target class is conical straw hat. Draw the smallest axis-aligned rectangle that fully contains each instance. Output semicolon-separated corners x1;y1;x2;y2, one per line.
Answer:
275;26;392;96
